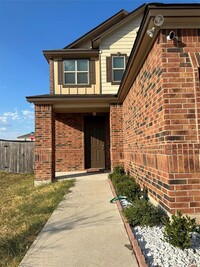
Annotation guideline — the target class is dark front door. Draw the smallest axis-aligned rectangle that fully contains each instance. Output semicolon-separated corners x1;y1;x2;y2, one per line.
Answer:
85;116;105;169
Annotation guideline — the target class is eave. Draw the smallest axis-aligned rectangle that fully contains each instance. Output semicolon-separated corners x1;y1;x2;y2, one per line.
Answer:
43;49;99;62
26;94;118;113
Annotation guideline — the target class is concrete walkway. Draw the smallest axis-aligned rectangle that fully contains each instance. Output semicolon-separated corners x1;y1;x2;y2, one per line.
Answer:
20;172;138;267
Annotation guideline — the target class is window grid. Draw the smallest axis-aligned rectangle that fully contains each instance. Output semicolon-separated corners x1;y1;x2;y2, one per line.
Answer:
64;60;89;85
112;56;125;82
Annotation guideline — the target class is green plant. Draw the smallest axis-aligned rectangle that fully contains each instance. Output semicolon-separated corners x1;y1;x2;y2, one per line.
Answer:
140;187;149;202
124;199;167;227
115;178;141;202
109;167;141;202
162;210;199;250
113;165;125;176
110;173;129;186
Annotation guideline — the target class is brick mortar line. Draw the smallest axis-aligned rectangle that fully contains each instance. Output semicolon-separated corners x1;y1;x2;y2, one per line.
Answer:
108;178;148;267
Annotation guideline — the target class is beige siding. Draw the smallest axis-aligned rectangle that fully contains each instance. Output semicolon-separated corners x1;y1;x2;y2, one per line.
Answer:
52;14;142;95
100;15;142;94
53;59;100;95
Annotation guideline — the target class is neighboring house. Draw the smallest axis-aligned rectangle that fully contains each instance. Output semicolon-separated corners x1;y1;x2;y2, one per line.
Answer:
17;132;35;141
27;3;200;221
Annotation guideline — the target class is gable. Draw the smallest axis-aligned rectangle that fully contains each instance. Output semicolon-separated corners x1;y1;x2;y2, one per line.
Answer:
100;14;142;50
64;4;145;50
100;13;143;94
64;9;128;49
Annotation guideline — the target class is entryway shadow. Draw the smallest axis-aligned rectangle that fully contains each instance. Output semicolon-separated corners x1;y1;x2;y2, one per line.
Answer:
54;170;110;181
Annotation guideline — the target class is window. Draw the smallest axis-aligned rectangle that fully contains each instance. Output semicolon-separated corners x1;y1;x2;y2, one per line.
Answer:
64;59;89;85
112;56;125;82
106;54;127;84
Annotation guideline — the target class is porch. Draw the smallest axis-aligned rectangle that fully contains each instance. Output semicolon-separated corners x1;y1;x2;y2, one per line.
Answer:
28;94;117;185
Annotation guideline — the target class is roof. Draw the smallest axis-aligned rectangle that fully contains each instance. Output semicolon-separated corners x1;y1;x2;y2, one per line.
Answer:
117;2;200;101
43;4;145;62
26;94;117;102
28;3;200;106
64;9;128;49
17;132;35;139
43;49;99;62
92;4;146;48
26;94;118;113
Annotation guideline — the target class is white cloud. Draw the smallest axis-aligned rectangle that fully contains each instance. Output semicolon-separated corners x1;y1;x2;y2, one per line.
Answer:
22;109;34;119
0;127;6;132
4;111;20;121
0;108;34;140
0;109;20;123
0;116;8;124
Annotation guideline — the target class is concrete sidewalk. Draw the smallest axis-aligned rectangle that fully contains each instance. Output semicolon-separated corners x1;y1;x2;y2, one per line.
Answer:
20;172;138;267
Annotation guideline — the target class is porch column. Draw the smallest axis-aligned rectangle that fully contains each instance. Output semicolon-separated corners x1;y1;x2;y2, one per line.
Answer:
34;104;55;185
110;104;124;170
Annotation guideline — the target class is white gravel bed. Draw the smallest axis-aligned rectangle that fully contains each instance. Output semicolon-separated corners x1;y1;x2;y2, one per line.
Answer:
120;199;200;267
132;225;200;267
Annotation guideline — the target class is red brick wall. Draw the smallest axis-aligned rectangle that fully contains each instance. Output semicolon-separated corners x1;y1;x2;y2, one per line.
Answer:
121;29;200;217
110;104;124;170
55;113;84;172
55;113;110;172
34;104;55;184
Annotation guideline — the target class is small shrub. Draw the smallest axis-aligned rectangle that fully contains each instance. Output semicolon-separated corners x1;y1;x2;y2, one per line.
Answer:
162;210;199;250
124;199;167;227
116;178;141;202
109;167;141;202
140;187;149;201
113;165;125;176
110;173;130;186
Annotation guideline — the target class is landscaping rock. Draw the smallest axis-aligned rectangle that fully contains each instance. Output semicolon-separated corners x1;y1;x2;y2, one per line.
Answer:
132;225;200;267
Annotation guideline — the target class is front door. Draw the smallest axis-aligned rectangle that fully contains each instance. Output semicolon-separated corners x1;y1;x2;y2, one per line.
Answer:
84;116;105;169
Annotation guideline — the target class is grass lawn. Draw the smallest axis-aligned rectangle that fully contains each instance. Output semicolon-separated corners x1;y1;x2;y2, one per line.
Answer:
0;172;74;267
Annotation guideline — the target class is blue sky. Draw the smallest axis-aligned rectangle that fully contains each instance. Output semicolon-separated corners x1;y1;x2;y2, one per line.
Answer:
0;0;198;139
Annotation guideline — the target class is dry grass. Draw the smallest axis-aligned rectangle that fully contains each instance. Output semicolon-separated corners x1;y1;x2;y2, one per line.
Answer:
0;172;74;267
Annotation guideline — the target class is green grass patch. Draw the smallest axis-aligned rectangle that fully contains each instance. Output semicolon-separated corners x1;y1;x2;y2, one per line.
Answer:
0;172;74;267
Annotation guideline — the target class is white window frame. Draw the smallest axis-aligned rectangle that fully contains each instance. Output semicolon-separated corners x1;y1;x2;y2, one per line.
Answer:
63;59;89;85
112;56;126;82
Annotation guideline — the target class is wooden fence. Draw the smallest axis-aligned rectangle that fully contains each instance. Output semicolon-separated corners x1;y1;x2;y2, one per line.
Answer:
0;140;34;173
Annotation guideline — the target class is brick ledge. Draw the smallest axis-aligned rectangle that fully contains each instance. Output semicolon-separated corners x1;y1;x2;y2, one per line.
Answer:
108;178;147;267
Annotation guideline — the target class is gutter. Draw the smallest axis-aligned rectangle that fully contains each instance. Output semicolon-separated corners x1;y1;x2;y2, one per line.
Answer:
26;94;117;104
43;49;99;62
117;3;200;102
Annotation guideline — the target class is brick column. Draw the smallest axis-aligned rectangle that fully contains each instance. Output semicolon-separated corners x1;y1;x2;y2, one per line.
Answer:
110;104;124;170
34;104;55;185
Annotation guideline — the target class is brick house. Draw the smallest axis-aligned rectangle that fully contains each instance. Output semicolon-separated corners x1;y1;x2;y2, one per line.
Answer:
27;3;200;221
